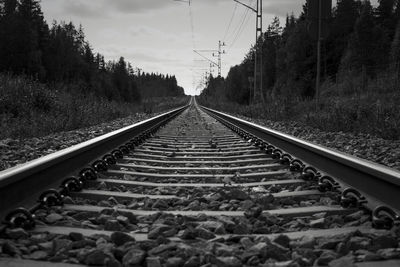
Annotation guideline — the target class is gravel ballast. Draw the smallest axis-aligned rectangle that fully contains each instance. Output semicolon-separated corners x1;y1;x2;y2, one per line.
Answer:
233;115;400;172
0;113;156;172
1;111;399;173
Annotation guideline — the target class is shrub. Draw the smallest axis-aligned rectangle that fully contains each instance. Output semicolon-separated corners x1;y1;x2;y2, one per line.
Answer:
198;70;400;140
0;74;188;139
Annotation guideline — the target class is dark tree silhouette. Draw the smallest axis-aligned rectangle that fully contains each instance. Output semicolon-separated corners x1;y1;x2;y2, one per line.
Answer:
0;0;184;105
201;0;399;104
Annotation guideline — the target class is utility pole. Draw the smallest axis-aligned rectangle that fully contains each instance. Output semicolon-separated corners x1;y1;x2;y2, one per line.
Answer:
233;0;264;104
307;0;332;109
195;40;225;78
209;63;215;76
212;41;226;77
194;50;219;73
316;0;322;108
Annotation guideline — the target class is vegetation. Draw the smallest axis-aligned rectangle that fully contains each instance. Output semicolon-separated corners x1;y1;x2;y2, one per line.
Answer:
0;74;188;139
0;0;186;139
199;0;400;140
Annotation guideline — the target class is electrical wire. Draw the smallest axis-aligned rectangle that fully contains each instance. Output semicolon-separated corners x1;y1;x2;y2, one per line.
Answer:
227;6;248;46
230;9;251;48
189;0;196;49
228;0;255;48
223;2;238;42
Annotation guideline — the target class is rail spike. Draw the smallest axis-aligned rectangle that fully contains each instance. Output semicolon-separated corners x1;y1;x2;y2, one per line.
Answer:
340;188;367;208
290;159;305;172
372;206;400;230
300;166;320;181
112;149;124;159
318;176;340;192
60;177;83;195
279;154;293;165
258;141;267;149
265;145;275;155
92;159;108;172
119;145;130;154
38;189;64;207
253;139;261;147
125;142;135;151
272;149;283;160
4;208;36;230
79;167;97;181
103;154;117;165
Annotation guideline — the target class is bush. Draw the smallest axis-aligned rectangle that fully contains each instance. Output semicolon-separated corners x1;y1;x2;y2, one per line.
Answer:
198;70;400;140
0;74;188;139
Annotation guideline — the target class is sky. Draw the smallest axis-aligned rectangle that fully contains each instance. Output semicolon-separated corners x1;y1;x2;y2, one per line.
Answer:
39;0;368;96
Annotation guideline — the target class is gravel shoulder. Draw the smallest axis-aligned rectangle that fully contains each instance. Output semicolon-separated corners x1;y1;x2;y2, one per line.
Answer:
232;114;400;172
0;113;158;172
1;110;399;173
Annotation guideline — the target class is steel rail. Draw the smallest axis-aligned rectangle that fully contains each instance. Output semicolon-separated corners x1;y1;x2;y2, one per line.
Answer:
0;105;189;219
200;105;400;213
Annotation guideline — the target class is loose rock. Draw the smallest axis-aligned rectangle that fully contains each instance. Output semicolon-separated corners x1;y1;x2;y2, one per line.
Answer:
122;248;146;266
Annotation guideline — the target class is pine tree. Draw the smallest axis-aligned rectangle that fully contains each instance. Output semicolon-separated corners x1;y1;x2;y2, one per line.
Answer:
391;20;400;71
262;17;281;92
17;0;48;77
340;1;390;77
0;0;19;71
325;0;361;76
376;0;397;38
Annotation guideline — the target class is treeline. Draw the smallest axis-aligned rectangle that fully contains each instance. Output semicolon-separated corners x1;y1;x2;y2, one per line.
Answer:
136;73;184;98
0;0;184;103
201;0;400;104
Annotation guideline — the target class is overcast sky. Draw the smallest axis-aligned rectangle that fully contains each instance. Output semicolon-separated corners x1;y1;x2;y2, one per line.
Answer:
40;0;375;95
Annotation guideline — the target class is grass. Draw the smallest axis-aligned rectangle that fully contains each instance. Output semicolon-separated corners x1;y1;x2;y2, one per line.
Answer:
0;74;188;139
198;71;400;140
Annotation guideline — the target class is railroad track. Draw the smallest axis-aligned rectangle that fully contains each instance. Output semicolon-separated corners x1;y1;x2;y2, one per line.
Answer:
1;98;400;267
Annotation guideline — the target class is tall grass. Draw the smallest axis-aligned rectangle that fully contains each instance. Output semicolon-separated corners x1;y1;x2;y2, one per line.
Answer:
199;71;400;140
0;74;188;139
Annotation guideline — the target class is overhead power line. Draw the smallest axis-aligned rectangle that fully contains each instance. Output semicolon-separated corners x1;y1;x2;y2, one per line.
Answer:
228;0;255;48
173;0;197;93
233;0;264;104
223;2;238;42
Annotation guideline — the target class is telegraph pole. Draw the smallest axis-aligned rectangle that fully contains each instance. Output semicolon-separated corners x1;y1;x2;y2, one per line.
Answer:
195;40;226;78
257;0;263;103
316;0;322;107
213;41;226;77
209;63;215;76
307;0;332;108
234;0;264;104
193;50;218;71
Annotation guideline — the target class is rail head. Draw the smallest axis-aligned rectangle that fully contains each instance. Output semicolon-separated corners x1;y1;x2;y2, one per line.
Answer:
200;105;400;213
0;105;189;218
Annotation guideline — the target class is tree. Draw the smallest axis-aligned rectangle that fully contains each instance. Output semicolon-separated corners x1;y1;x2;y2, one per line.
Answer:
0;0;19;71
391;20;400;71
225;65;249;104
15;0;47;77
340;1;390;76
325;0;361;76
376;0;397;38
262;17;281;94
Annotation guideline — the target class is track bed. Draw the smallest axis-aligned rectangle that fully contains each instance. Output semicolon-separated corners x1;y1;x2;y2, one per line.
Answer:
0;102;399;267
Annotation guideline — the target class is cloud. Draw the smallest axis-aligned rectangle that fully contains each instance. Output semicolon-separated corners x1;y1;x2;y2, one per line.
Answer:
107;0;171;14
62;0;105;18
98;45;184;65
264;0;304;17
57;0;174;17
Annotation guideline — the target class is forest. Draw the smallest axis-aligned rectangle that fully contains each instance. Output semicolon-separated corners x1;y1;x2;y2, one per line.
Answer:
0;0;185;102
0;0;186;138
199;0;400;139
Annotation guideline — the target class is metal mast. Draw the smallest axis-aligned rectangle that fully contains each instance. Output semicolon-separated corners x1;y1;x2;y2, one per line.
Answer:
234;0;264;103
